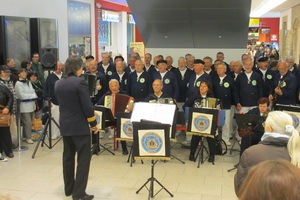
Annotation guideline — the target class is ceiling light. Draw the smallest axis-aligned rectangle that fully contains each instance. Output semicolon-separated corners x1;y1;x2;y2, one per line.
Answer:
250;0;287;17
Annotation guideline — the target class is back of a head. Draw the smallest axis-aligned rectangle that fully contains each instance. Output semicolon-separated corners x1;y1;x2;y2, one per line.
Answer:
265;111;300;167
239;159;300;200
64;56;83;77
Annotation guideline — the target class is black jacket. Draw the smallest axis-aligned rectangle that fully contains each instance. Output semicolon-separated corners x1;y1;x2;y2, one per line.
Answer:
55;75;97;136
0;83;13;111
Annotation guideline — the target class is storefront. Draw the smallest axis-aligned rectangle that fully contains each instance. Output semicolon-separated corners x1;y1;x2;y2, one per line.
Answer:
248;18;280;49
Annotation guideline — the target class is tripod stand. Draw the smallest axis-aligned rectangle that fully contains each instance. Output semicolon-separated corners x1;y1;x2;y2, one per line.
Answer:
32;99;60;158
91;130;115;156
194;137;210;168
136;160;174;200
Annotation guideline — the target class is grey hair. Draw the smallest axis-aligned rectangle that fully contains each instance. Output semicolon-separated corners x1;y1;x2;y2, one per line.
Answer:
109;79;119;85
286;56;294;61
216;62;226;69
265;111;300;167
101;52;109;56
277;59;288;67
178;57;186;61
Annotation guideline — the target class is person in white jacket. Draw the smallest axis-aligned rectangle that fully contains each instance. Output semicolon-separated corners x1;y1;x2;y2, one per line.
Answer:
15;69;37;144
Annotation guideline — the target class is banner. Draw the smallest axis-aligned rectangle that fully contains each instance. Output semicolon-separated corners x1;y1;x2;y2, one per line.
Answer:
130;42;145;61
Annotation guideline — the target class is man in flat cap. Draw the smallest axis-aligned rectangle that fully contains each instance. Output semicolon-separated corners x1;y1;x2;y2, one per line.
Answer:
152;59;179;101
236;59;263;113
255;56;276;97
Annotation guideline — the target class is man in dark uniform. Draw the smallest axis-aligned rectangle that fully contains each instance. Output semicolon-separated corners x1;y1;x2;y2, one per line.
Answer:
166;56;176;72
213;62;240;146
216;52;230;72
173;57;194;103
236;59;263;113
203;56;218;80
85;60;108;104
144;53;155;73
186;59;212;102
126;60;150;102
255;56;276;98
152;60;179;101
144;79;173;102
55;56;98;200
97;52;116;84
109;61;128;92
97;79;129;155
286;56;300;103
269;60;297;105
124;56;137;74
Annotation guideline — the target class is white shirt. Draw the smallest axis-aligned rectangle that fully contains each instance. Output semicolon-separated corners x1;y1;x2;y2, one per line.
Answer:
259;69;267;80
118;72;125;81
102;63;109;73
15;80;37;113
219;75;226;85
205;70;212;74
129;66;135;73
136;72;143;81
245;71;253;83
179;68;187;79
160;71;167;79
144;64;151;71
54;72;62;79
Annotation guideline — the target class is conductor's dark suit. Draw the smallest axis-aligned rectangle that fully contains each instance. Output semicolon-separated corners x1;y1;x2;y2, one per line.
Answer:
55;75;97;199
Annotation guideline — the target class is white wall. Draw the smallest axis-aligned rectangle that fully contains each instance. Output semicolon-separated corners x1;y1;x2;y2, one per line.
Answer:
280;8;292;30
0;0;95;62
146;48;245;65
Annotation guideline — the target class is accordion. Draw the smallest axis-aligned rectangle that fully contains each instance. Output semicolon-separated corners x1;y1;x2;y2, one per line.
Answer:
104;94;134;116
80;74;97;97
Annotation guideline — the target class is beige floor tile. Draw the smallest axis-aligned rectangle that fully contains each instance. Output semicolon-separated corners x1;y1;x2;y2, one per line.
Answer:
0;137;238;200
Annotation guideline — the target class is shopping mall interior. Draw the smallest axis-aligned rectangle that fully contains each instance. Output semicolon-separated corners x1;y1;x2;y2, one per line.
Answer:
0;0;300;200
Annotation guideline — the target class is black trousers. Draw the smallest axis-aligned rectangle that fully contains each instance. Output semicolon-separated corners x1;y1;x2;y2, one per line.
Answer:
240;131;264;156
190;135;216;155
63;135;91;198
0;127;13;155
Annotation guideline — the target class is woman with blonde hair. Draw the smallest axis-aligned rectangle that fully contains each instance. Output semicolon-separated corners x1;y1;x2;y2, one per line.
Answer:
234;111;300;195
239;159;300;200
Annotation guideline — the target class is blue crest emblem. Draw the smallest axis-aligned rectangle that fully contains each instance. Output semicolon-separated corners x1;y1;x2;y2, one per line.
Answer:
141;132;163;154
122;121;133;137
96;114;101;125
194;115;210;132
289;113;299;128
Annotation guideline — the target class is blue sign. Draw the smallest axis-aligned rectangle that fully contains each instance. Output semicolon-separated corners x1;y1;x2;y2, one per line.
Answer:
194;115;210;132
141;132;163;154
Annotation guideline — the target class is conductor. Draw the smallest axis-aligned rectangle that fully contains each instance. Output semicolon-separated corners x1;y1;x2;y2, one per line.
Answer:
55;56;99;200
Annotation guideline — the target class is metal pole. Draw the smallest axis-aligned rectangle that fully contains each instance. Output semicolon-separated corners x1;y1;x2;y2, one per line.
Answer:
16;99;28;151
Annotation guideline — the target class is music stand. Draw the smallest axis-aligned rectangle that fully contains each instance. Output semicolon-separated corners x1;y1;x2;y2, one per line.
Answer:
187;107;219;167
275;104;300;132
92;106;115;156
227;113;266;172
116;112;143;167
133;121;174;200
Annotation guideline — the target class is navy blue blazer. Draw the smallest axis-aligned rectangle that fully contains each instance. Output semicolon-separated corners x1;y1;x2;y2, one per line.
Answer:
212;75;239;109
97;62;116;84
55;75;97;136
126;71;151;102
152;71;179;100
173;68;194;102
186;72;212;101
109;72;129;92
270;72;297;105
236;71;263;107
255;68;276;98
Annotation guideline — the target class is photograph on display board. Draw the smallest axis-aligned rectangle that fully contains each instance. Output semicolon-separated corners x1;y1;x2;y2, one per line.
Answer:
116;112;133;141
133;122;170;160
187;108;218;138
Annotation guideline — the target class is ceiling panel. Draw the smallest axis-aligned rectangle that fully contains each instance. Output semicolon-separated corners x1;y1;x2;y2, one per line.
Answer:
127;0;251;48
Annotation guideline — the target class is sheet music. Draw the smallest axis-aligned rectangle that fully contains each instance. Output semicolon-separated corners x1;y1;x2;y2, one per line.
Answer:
131;102;176;125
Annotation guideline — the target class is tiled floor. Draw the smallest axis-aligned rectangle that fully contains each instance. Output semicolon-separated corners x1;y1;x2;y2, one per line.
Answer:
0;134;239;200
